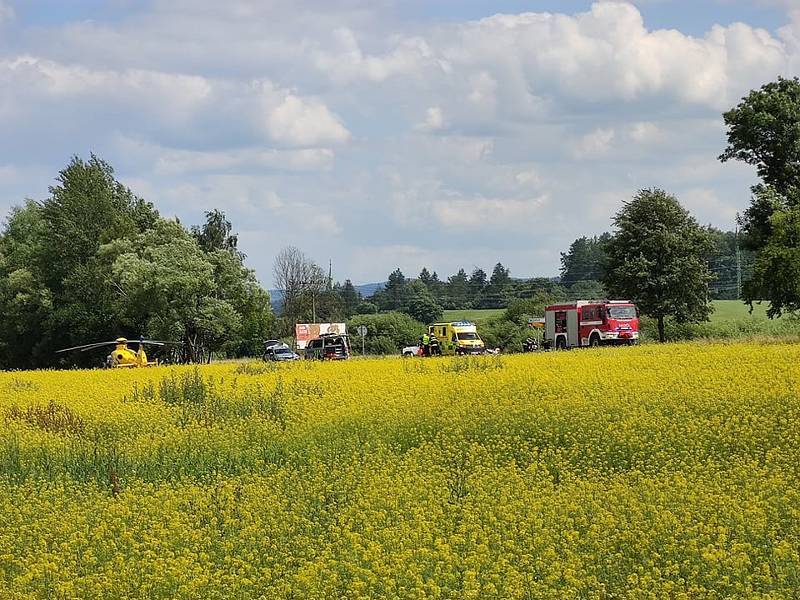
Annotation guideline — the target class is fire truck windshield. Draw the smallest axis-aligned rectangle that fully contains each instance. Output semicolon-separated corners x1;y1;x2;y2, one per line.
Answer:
608;306;636;319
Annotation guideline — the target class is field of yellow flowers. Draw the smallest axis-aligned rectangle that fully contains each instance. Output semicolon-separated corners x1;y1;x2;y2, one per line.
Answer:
0;342;799;598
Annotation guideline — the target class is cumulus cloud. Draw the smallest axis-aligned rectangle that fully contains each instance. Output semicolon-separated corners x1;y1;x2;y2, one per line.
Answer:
264;92;350;146
313;27;437;84
0;0;792;283
433;2;789;112
0;57;350;149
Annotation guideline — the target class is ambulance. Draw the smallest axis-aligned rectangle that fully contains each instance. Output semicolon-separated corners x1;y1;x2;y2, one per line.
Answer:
428;321;486;356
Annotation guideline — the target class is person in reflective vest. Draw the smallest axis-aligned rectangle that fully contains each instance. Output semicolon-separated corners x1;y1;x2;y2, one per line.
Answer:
422;332;430;356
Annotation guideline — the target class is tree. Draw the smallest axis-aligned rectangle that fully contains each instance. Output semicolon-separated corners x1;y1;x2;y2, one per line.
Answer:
0;156;273;367
337;280;361;317
743;207;800;317
720;78;800;315
402;280;443;324
109;220;240;363
445;268;470;309
720;77;800;199
480;263;511;308
568;279;606;300
418;267;433;287
560;234;610;287
468;267;487;306
381;268;409;311
603;189;714;343
504;294;551;325
272;246;326;329
191;209;241;256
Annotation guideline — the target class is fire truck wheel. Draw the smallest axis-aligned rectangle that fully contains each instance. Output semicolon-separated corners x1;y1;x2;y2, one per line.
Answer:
589;334;600;348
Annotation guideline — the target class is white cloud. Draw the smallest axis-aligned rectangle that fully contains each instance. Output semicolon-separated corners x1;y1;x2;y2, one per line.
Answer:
515;169;541;187
415;106;445;132
628;122;664;144
432;194;549;229
0;56;350;149
152;147;335;175
264;92;351;146
313;27;436;84
0;0;792;284
435;2;788;112
681;188;739;225
573;128;616;159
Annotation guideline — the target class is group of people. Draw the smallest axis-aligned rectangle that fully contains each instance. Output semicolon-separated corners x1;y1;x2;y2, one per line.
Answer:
418;332;441;357
523;337;540;352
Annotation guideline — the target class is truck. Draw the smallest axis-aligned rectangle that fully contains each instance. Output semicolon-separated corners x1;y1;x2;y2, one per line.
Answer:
543;300;639;350
428;321;486;356
304;333;350;360
295;323;350;360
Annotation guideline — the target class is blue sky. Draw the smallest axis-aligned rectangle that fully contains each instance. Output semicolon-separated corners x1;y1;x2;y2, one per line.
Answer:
0;0;798;286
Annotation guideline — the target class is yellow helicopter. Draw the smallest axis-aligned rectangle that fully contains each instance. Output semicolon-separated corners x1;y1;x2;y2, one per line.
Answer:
56;337;180;368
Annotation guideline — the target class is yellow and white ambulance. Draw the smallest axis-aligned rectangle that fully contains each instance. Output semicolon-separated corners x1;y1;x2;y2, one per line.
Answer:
428;321;486;356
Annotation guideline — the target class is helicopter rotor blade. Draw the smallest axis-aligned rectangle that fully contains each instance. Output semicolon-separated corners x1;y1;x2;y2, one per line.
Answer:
137;339;183;346
56;341;119;353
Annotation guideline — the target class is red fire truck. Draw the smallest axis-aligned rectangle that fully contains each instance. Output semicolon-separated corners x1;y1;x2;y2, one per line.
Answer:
543;300;640;349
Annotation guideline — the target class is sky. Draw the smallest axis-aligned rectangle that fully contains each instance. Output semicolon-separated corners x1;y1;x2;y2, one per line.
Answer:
0;1;798;287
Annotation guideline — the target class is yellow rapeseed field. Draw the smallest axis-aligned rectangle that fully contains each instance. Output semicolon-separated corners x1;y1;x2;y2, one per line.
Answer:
0;342;799;598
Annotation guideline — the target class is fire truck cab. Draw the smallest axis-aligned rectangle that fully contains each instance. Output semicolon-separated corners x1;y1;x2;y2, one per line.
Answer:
544;300;639;349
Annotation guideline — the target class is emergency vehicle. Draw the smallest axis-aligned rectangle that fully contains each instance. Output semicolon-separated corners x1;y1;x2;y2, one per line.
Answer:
428;321;486;355
543;300;639;349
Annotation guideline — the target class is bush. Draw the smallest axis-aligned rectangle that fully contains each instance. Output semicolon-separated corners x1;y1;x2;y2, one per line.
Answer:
638;314;800;342
347;312;426;355
480;318;530;353
504;294;551;325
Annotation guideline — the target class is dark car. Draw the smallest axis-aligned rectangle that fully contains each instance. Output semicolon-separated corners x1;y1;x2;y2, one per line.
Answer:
304;333;350;360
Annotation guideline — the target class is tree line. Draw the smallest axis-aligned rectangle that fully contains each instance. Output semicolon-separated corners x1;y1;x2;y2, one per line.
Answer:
3;76;800;366
0;156;271;368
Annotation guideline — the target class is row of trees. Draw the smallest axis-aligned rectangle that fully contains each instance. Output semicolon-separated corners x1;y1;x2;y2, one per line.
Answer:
559;230;753;301
0;156;272;368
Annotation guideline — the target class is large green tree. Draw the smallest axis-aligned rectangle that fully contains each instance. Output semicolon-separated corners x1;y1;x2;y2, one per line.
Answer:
720;77;800;199
721;78;800;315
560;234;610;287
603;189;714;342
0;156;272;368
743;207;800;317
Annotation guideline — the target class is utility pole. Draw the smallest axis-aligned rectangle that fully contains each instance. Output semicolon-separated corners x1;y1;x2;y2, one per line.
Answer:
735;215;742;300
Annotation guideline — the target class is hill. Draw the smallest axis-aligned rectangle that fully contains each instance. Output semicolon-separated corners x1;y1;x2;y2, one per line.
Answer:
269;282;385;313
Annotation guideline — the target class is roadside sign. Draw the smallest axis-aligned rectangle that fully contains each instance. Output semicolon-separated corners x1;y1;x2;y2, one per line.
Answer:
356;325;367;355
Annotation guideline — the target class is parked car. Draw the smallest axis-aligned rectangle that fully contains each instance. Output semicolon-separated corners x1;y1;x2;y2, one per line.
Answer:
402;344;421;357
263;339;289;361
265;345;301;362
304;333;350;360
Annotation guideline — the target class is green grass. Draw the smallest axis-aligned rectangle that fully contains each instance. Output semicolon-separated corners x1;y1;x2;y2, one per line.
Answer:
441;309;505;324
710;299;776;322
